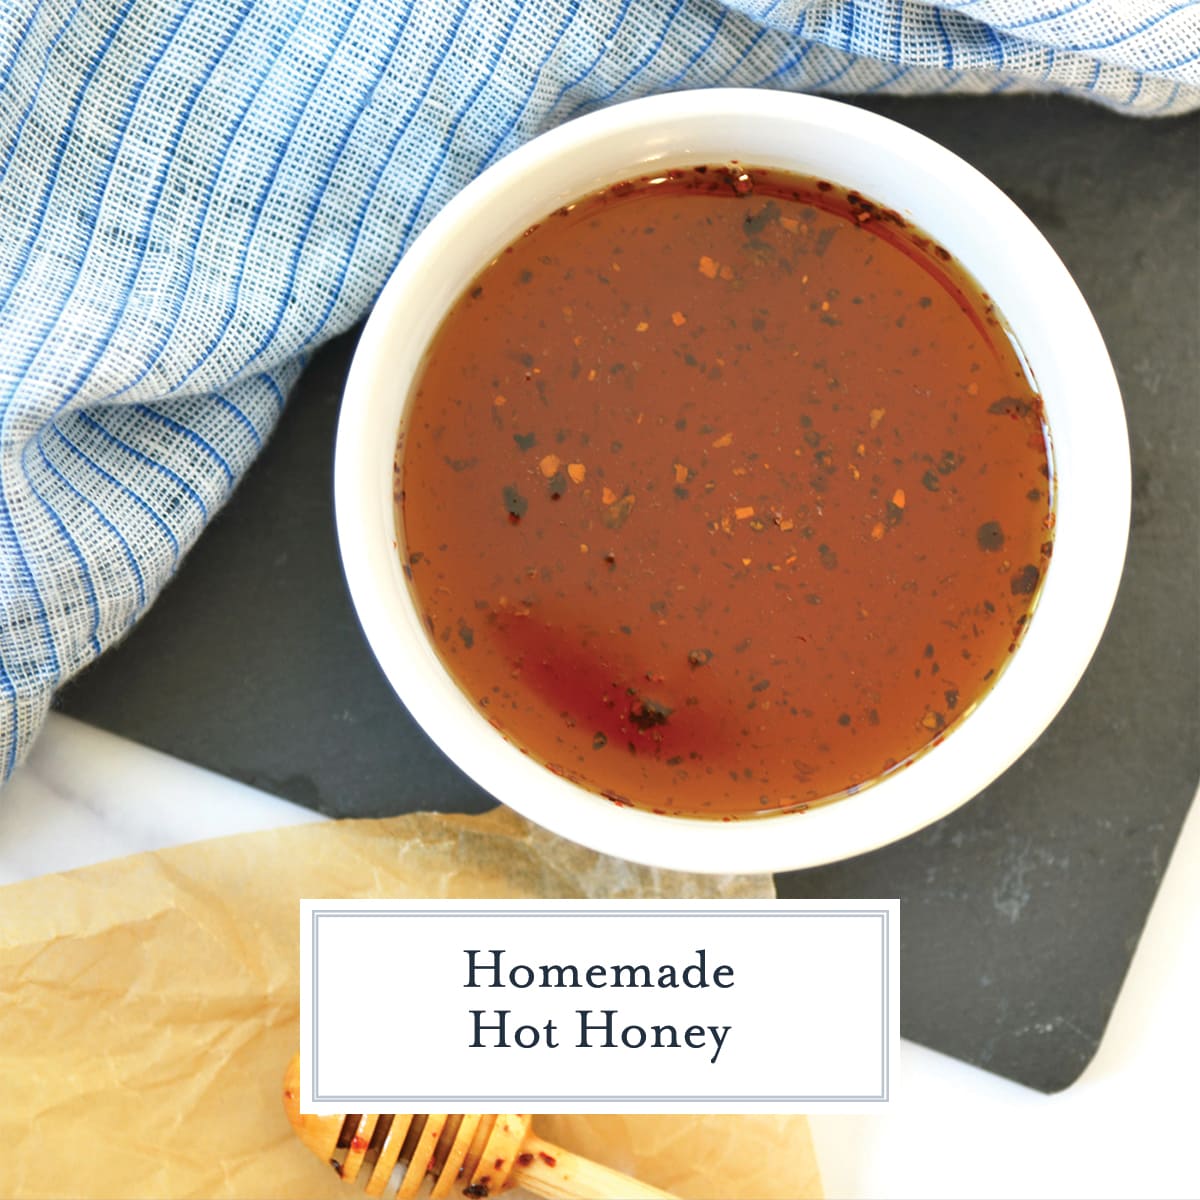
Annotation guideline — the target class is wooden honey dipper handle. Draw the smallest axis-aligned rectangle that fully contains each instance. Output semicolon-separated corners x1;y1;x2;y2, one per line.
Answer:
506;1132;675;1199
283;1055;676;1199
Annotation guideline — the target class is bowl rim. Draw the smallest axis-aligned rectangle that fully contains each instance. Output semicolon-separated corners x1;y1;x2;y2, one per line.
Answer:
334;88;1130;875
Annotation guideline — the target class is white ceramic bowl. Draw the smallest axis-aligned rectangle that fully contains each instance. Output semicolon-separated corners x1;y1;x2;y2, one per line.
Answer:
335;90;1129;875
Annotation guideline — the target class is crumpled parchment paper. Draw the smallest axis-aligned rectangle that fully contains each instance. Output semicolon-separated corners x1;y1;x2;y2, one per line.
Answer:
0;806;820;1199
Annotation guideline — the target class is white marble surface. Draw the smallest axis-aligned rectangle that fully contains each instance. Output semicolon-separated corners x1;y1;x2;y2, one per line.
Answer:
0;714;322;886
4;712;1198;1198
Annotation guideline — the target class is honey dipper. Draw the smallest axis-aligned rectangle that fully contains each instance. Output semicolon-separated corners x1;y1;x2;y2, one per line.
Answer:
283;1055;677;1199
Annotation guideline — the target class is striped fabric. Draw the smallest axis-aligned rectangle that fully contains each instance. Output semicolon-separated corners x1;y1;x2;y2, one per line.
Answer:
0;1;1197;781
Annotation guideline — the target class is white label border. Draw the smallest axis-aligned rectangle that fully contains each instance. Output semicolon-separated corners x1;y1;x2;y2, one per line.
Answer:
301;900;898;1113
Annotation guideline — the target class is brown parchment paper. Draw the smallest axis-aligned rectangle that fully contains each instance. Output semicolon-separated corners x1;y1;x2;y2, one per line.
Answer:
0;807;821;1200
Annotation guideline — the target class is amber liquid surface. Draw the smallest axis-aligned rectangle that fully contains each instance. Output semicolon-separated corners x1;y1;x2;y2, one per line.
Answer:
398;167;1053;818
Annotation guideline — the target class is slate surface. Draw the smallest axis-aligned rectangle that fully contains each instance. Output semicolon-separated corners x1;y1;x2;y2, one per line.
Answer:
57;95;1200;1092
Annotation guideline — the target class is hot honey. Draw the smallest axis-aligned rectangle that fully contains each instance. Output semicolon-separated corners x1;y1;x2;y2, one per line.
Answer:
397;167;1053;818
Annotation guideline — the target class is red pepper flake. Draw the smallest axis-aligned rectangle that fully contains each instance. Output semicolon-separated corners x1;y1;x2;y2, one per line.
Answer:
517;1153;535;1167
538;1152;558;1168
989;396;1032;418
977;521;1005;552
1011;564;1040;595
501;485;527;522
603;492;636;529
629;695;672;730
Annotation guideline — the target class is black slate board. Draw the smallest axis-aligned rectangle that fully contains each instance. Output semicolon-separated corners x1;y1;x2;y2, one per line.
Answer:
57;96;1200;1093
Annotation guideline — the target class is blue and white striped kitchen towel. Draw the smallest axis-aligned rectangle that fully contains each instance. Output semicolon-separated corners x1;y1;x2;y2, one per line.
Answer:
0;0;1197;782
